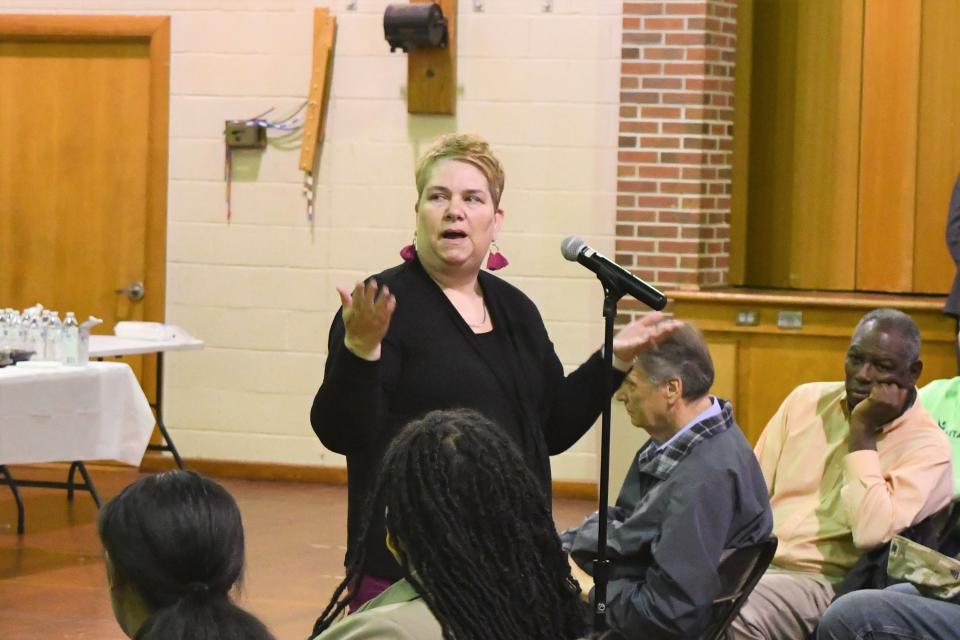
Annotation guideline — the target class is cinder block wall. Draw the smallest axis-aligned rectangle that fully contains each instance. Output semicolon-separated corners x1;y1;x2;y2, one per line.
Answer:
1;0;627;481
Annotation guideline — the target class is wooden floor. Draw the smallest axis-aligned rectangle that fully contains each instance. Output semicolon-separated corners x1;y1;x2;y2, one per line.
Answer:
0;463;596;639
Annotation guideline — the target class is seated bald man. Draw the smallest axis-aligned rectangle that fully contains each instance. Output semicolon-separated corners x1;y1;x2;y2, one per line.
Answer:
564;323;772;639
730;308;954;639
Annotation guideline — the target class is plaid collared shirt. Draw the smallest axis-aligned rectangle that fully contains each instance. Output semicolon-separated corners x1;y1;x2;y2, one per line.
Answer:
635;399;734;481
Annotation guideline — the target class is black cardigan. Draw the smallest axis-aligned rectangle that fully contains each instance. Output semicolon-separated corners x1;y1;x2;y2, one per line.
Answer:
311;258;623;580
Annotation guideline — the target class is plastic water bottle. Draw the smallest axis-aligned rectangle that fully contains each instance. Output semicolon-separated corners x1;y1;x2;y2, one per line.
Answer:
26;313;45;360
8;311;25;351
62;312;82;366
15;311;28;352
45;311;63;362
39;311;52;360
0;309;10;350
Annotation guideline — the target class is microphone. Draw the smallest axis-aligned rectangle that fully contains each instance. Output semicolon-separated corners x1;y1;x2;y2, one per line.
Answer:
561;235;667;310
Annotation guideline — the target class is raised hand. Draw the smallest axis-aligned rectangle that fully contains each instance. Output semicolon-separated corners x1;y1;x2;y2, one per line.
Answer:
611;311;683;364
337;279;396;360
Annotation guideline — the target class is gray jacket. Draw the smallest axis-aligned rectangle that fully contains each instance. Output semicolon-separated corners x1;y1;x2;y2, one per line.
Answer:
568;400;772;639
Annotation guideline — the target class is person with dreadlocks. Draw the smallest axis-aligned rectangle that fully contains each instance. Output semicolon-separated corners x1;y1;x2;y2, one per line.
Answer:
311;408;586;640
310;132;678;607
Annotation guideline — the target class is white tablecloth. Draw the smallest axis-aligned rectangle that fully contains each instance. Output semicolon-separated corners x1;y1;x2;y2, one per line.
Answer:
0;362;155;466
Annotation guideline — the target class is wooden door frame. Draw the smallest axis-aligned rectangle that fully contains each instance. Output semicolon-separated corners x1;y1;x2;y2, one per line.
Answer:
0;14;170;326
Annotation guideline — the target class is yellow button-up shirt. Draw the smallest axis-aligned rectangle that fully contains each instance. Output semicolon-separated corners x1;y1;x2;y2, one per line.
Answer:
755;381;953;580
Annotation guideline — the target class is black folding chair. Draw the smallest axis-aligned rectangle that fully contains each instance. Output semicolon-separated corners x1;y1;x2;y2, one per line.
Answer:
700;536;779;640
933;496;960;557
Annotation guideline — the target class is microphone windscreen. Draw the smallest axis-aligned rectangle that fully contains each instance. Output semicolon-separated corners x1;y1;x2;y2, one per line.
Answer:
561;235;586;262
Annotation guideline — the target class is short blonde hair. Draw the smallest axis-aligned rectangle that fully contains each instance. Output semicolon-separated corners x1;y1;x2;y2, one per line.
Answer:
415;134;506;208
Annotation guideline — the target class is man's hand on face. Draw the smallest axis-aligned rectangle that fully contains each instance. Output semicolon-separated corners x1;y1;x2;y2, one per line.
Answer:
849;382;910;451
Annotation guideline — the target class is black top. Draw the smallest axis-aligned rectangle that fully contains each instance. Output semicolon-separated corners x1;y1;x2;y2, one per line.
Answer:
311;257;624;580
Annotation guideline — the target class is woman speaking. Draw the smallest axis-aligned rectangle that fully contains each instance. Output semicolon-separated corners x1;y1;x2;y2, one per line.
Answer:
310;133;673;607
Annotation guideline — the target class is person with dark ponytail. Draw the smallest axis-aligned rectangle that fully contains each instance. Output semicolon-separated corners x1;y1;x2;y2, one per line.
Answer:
311;408;585;640
98;470;276;640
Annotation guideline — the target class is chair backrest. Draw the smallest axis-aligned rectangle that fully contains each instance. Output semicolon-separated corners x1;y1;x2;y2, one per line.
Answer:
934;496;960;555
699;536;778;640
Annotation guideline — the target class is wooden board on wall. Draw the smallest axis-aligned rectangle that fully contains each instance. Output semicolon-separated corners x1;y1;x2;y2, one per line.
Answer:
856;0;921;292
788;0;862;290
740;0;798;289
734;332;852;442
709;338;738;405
407;0;457;114
735;0;960;297
913;0;960;295
740;0;861;291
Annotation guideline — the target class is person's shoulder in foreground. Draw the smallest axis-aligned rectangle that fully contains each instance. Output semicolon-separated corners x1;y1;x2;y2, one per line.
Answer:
312;408;586;640
313;579;442;640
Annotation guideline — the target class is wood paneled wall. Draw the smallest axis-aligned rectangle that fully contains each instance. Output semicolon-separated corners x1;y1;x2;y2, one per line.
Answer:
670;290;956;443
856;0;921;292
732;0;960;295
915;0;960;293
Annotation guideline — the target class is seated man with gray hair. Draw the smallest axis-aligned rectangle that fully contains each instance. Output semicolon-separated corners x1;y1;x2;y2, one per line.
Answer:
564;322;773;639
730;308;954;639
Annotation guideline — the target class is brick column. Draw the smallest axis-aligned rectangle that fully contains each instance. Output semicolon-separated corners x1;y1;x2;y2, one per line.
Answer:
616;0;737;315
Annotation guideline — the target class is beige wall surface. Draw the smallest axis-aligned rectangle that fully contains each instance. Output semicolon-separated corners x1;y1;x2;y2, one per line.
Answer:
1;0;626;482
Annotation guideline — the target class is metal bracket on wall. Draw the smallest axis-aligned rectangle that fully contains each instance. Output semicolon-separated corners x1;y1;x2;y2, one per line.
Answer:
472;0;483;12
543;0;553;11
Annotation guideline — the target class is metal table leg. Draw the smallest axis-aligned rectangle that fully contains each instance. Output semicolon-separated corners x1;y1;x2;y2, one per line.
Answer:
0;465;25;535
144;352;185;469
67;461;102;507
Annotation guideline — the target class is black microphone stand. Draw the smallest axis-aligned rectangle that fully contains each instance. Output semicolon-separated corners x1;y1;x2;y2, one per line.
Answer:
593;278;623;631
593;280;623;632
589;273;665;632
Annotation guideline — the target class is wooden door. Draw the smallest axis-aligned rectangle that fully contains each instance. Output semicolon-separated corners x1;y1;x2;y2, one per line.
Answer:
0;15;169;395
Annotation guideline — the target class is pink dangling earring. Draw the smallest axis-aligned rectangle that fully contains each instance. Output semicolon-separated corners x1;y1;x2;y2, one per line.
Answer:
486;241;509;271
400;234;416;261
